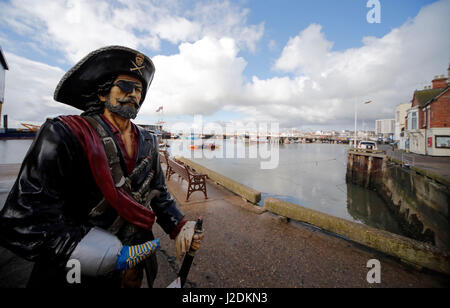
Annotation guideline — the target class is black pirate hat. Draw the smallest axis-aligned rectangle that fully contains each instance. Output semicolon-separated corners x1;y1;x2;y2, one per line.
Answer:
54;45;155;111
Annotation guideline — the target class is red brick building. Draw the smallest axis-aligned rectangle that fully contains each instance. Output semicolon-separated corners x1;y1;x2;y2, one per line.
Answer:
406;70;450;156
424;86;450;128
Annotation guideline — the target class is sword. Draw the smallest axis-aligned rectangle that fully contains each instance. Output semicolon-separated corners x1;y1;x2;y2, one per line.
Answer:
167;217;204;288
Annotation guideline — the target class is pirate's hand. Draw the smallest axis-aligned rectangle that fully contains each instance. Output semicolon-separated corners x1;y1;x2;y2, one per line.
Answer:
115;239;160;271
175;221;195;260
175;221;204;260
190;232;204;252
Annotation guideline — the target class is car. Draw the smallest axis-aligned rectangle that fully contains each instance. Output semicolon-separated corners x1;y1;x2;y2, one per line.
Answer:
358;141;377;150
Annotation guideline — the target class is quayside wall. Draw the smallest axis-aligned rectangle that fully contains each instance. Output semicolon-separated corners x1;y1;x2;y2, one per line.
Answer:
346;150;450;253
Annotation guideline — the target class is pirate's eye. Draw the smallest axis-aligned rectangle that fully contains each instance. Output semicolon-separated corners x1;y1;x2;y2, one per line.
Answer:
114;80;141;94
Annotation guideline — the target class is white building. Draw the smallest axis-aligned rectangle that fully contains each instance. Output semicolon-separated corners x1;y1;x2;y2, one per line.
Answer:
375;119;395;138
394;103;411;150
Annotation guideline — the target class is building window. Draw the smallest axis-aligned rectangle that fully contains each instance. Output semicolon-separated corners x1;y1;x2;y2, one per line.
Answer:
427;107;431;129
435;136;450;148
410;111;418;130
423;109;427;128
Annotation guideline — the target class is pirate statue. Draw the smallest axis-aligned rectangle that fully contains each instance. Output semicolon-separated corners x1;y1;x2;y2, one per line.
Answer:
0;46;203;288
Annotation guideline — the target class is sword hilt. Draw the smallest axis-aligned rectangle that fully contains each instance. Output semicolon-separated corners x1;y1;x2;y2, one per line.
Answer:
194;217;203;233
179;217;204;288
187;217;204;256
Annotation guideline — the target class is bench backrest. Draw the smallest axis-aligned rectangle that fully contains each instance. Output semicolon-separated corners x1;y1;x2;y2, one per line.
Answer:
168;157;189;180
159;151;168;164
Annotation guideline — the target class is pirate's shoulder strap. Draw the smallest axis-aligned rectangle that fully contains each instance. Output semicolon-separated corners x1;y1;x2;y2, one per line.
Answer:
82;115;126;188
82;115;128;218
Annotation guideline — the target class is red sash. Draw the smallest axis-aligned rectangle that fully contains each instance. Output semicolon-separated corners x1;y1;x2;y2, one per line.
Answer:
59;115;155;231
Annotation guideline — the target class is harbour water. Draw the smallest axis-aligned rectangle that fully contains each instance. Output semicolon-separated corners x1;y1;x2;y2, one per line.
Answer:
168;139;406;236
0;139;33;164
0;138;406;237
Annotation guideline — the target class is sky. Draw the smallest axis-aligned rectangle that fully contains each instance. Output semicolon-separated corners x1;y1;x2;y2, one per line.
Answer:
0;0;449;132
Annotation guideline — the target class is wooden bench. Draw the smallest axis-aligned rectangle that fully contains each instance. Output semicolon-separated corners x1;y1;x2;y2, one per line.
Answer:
159;150;173;179
159;150;168;164
167;157;208;202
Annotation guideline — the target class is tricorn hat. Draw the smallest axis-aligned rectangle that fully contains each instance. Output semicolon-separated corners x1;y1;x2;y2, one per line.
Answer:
54;45;155;111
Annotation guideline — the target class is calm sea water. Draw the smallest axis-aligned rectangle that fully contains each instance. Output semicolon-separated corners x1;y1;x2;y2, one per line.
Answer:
0;139;33;164
168;139;406;236
0;138;406;237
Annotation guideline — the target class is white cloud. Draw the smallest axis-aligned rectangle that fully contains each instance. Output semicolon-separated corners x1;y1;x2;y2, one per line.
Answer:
1;0;264;64
1;0;449;130
275;24;333;76
2;53;79;125
139;36;247;117
189;1;264;52
142;0;449;129
153;16;202;44
1;0;162;63
247;0;450;128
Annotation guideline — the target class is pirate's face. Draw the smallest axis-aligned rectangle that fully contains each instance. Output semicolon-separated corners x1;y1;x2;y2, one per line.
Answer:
99;74;143;119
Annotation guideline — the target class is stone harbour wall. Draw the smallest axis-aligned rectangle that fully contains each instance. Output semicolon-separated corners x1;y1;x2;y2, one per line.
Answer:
346;150;450;253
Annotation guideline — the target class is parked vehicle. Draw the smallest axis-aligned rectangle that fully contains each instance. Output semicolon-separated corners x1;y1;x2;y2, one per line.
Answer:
358;141;377;150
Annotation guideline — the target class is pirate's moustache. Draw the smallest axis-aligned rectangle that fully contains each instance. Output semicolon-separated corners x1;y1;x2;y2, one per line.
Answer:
105;97;139;119
116;97;140;109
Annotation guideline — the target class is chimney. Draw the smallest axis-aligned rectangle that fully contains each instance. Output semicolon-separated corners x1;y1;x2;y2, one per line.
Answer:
448;62;450;84
432;74;448;89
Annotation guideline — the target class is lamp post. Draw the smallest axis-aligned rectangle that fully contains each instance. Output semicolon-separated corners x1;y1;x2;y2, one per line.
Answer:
354;100;372;148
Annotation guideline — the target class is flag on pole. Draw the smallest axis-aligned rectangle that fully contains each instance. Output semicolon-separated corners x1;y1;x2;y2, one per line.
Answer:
156;106;163;112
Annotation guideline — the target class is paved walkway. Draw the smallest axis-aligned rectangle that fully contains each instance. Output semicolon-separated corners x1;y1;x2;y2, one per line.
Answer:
379;145;450;181
154;165;449;288
0;163;449;288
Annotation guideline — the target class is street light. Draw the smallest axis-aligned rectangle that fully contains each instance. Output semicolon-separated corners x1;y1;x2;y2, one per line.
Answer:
354;100;372;148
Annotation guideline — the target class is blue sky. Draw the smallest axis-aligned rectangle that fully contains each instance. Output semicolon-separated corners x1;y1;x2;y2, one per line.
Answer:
241;0;438;78
0;0;448;131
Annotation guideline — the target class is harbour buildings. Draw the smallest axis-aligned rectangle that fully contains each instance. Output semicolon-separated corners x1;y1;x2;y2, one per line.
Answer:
405;70;450;156
375;118;395;140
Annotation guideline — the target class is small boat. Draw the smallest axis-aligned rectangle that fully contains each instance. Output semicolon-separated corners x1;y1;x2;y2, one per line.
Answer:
188;143;218;150
203;143;217;150
189;145;202;150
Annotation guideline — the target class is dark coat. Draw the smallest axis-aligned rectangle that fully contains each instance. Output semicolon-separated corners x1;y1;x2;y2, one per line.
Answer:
0;115;184;287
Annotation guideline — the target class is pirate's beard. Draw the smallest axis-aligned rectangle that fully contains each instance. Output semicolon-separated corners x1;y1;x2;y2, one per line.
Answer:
105;97;139;119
